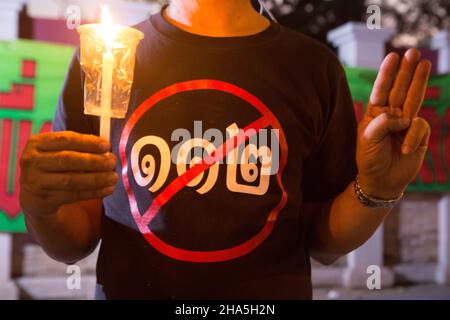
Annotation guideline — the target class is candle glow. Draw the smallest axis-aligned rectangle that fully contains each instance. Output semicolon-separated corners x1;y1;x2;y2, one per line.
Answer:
77;5;144;142
99;5;115;50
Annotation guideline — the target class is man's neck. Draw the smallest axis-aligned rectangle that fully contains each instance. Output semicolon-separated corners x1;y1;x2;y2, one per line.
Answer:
164;0;271;37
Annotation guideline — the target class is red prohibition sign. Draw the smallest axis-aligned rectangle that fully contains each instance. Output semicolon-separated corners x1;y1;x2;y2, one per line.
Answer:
119;79;288;263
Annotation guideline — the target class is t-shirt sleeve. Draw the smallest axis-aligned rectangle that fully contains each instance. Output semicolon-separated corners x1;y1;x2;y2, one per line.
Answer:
301;56;358;203
52;48;96;134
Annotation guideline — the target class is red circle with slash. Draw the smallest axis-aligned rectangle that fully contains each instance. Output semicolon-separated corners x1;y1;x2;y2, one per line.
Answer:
119;79;288;263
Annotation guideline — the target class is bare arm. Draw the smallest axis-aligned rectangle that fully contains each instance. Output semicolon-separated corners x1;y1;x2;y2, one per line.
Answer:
19;131;117;264
309;48;431;264
24;200;102;264
307;184;390;264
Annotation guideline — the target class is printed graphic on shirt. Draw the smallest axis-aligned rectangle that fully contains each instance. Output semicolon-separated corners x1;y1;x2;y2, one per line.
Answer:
119;80;288;262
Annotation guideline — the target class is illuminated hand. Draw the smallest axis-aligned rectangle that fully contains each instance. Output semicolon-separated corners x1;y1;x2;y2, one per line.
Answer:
19;131;118;217
356;48;432;199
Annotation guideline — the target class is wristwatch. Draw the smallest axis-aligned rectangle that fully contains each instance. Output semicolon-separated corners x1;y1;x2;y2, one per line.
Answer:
354;175;403;209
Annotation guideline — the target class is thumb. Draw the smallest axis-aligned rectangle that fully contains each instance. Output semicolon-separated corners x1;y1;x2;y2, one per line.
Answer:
362;113;411;143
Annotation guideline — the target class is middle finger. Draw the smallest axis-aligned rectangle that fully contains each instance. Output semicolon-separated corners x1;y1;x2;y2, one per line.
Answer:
389;48;421;113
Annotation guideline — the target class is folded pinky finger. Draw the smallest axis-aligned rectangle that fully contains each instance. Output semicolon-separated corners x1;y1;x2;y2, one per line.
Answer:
401;117;431;155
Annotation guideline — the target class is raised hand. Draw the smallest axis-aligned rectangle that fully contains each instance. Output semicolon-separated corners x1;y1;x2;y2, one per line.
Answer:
356;48;432;199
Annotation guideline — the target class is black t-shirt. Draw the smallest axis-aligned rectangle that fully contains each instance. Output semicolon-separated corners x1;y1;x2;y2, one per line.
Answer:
53;9;357;299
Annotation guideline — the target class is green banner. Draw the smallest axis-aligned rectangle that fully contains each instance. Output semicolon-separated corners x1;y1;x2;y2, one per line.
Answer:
0;39;449;232
0;40;74;232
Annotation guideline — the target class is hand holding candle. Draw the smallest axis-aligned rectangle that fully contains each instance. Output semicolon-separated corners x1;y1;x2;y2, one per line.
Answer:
78;6;144;142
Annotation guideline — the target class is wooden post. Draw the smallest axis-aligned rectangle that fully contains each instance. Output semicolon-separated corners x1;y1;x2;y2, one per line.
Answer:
436;195;450;284
0;233;18;299
343;226;394;288
327;22;395;69
431;31;450;75
0;0;24;40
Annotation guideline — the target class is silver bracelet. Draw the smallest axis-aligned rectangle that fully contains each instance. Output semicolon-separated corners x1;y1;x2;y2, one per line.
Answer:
354;175;403;209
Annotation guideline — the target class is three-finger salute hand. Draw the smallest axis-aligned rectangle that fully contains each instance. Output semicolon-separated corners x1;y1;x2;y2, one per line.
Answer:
356;48;432;200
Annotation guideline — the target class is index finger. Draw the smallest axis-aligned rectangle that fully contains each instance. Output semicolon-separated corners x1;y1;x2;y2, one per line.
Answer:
369;52;400;107
35;131;110;153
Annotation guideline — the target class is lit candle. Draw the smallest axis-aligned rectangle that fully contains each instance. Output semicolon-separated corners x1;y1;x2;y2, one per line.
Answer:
100;50;113;141
78;6;144;143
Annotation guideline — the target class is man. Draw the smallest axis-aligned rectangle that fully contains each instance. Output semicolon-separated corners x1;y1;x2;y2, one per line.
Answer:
19;0;431;299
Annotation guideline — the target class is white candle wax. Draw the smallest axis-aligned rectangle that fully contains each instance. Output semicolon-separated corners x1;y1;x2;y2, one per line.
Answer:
100;49;113;142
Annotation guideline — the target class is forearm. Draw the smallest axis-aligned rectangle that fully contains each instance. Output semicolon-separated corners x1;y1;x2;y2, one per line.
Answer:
309;182;392;260
19;131;116;264
24;200;101;264
309;49;430;264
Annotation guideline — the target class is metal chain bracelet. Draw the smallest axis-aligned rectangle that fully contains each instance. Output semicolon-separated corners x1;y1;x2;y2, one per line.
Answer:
354;175;404;209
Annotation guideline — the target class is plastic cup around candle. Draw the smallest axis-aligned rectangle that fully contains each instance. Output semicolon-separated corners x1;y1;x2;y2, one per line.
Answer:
78;24;144;119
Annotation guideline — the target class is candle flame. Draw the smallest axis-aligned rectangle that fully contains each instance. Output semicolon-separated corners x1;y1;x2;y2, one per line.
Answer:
101;5;113;26
100;5;115;50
